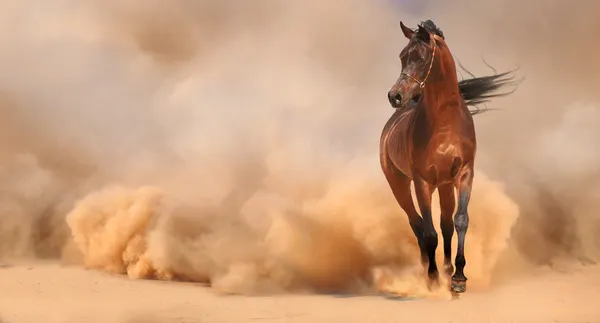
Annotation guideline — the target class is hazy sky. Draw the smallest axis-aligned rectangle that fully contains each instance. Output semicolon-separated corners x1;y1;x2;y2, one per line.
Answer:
389;0;429;14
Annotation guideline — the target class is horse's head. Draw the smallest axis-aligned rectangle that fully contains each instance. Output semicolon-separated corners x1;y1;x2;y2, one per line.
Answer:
387;20;442;108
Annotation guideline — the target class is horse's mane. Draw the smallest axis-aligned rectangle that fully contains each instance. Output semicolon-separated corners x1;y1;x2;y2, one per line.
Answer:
417;19;521;115
420;20;444;39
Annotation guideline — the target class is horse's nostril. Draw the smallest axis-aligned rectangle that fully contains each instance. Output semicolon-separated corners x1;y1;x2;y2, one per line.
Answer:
388;91;403;107
394;93;402;104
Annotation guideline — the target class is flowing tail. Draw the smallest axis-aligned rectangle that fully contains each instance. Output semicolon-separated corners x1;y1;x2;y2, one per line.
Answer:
457;62;522;115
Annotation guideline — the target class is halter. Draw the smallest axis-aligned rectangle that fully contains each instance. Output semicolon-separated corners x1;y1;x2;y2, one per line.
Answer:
400;37;437;89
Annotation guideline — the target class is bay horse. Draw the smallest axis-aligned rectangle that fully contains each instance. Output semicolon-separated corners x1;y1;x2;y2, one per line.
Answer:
381;20;518;293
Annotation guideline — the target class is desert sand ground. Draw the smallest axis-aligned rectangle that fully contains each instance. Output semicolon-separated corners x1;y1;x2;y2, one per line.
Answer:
1;260;599;323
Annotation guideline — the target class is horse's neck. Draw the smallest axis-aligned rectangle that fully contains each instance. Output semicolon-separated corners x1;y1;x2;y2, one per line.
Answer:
430;43;459;84
421;47;462;123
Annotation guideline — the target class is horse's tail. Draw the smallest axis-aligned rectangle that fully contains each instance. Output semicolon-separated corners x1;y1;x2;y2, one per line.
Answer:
457;65;522;115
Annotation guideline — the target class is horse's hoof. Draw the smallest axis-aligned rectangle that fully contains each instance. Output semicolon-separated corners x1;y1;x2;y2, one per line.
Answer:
450;280;466;293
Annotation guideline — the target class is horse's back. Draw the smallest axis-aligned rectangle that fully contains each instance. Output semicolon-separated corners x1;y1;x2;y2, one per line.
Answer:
380;107;415;178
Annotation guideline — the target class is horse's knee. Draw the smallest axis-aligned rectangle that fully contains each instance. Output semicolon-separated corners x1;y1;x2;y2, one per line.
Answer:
454;212;469;234
423;229;438;249
408;216;424;229
423;229;438;239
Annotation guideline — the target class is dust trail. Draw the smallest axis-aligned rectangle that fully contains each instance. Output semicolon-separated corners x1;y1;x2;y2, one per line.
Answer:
0;0;595;298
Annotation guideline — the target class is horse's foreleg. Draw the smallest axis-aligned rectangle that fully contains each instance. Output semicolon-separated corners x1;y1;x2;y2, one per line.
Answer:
438;183;456;278
381;161;427;266
451;168;474;293
413;177;439;283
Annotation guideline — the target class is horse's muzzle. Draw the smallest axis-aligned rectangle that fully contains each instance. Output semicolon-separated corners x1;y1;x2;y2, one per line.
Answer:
388;91;402;108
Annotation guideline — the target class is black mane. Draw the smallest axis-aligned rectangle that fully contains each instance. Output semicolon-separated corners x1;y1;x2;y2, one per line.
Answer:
420;19;444;39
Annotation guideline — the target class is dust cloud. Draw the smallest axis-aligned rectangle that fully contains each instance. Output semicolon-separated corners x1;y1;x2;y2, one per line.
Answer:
0;0;596;298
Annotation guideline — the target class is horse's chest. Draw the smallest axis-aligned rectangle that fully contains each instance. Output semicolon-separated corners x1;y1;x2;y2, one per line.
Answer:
414;138;460;162
383;114;414;173
411;139;465;183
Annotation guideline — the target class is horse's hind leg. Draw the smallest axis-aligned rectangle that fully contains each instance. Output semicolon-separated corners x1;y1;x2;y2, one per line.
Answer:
381;161;427;266
438;183;456;278
413;177;439;283
451;169;474;293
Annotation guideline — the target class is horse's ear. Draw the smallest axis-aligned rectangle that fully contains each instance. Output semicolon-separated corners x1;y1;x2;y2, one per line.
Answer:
416;25;431;43
400;21;415;39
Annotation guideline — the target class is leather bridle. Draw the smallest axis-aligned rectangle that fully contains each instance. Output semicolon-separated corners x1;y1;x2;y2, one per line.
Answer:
400;36;437;90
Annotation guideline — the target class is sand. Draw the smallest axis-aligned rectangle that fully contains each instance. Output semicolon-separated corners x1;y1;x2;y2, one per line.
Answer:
0;261;598;323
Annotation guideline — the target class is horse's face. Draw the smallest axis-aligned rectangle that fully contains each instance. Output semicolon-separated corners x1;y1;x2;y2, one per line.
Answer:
388;22;435;108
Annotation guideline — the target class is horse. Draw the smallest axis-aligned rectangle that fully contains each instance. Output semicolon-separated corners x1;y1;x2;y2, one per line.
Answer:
380;19;518;293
